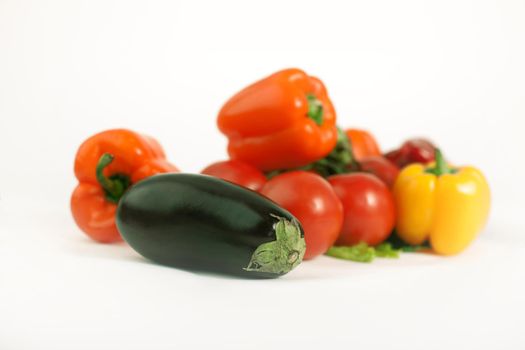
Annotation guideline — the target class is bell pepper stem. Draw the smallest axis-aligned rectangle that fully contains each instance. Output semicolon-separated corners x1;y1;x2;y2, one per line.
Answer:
426;148;456;176
434;149;448;175
306;94;323;126
96;153;129;203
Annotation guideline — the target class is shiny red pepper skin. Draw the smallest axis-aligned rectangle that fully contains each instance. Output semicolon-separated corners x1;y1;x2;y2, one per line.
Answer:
384;138;436;168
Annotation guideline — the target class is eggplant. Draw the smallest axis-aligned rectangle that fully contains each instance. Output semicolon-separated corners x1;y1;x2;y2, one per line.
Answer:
116;173;305;278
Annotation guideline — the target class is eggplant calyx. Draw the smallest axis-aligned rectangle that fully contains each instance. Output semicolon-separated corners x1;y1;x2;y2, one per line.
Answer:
244;215;306;274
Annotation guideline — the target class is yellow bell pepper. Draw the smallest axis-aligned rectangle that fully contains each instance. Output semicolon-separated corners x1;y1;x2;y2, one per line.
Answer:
393;150;490;255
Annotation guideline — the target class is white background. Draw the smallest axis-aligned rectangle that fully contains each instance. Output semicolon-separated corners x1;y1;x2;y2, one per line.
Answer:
1;0;525;349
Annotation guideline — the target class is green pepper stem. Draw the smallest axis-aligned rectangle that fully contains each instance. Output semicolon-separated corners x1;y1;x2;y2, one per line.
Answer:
434;149;448;175
306;94;323;126
426;148;455;176
96;153;129;203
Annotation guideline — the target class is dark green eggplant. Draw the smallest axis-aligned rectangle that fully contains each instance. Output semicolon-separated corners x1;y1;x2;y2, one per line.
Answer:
116;173;306;278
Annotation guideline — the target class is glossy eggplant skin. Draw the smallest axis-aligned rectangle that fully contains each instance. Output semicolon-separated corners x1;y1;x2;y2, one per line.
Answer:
116;173;305;278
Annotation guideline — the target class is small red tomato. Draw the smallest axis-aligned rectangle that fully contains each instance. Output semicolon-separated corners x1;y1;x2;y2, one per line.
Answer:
201;160;267;191
358;156;399;188
328;173;395;246
260;171;343;260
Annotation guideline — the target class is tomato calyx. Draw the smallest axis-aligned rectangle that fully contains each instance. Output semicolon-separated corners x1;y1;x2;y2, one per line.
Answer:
96;153;131;203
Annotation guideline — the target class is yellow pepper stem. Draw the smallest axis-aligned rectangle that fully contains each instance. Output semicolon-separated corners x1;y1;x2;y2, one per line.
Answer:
426;149;456;176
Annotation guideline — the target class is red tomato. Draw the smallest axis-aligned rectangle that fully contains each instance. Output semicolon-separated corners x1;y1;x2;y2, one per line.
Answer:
260;171;343;260
359;156;399;188
201;160;267;191
328;173;395;246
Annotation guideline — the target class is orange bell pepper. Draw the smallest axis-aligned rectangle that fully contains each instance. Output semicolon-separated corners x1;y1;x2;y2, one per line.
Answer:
217;68;338;171
345;128;381;161
71;129;179;243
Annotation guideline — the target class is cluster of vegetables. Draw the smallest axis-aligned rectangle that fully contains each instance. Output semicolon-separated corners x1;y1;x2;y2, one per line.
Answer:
71;68;491;278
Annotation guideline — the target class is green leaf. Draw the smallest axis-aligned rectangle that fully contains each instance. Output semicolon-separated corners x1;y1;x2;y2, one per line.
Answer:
264;126;359;179
326;233;430;264
374;243;400;258
325;243;375;263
